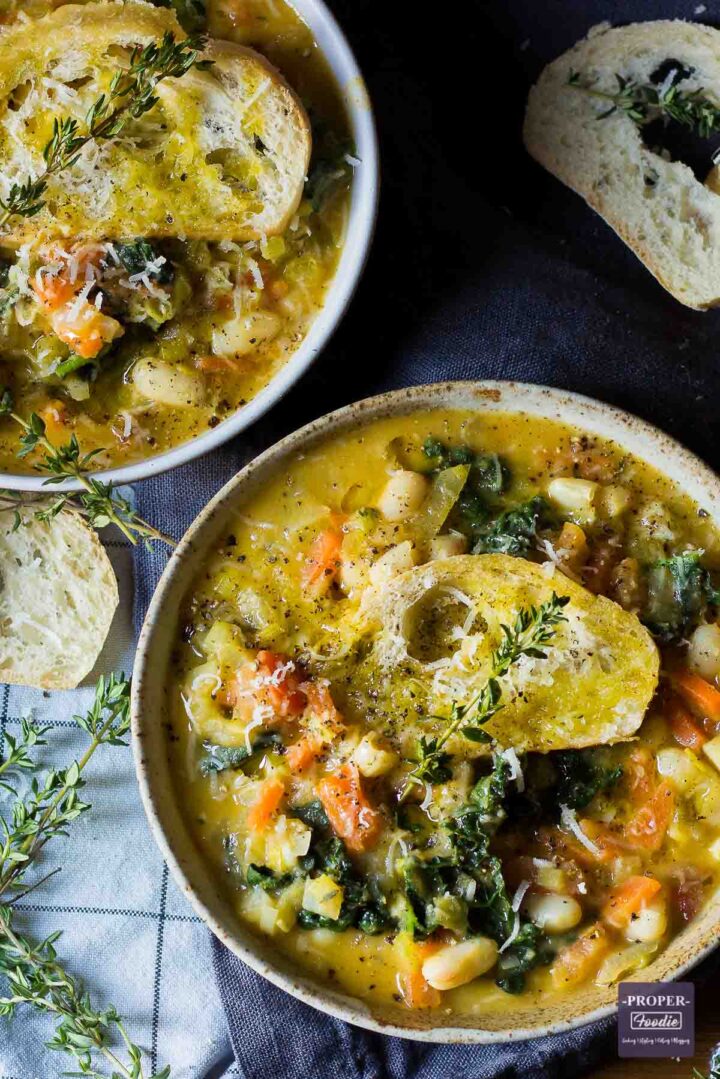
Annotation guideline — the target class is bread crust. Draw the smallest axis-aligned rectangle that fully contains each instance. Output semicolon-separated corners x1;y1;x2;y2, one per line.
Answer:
524;20;720;309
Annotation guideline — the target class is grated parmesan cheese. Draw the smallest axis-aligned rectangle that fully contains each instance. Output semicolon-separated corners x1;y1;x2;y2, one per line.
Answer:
560;804;602;857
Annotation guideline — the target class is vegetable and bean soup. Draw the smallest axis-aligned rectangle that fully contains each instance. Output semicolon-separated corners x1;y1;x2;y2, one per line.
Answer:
0;0;351;471
170;408;720;1018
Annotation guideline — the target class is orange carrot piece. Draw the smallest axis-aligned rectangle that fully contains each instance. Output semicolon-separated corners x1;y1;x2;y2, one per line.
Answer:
301;526;344;594
246;777;285;832
672;669;720;721
602;875;662;930
317;762;382;852
285;734;324;773
550;924;609;990
625;781;675;852
32;272;77;310
397;970;441;1009
305;681;344;734
623;746;656;804
667;697;707;753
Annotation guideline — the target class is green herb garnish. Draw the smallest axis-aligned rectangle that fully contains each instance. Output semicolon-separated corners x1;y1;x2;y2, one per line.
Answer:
568;68;720;137
0;390;175;547
0;676;170;1078
400;593;570;800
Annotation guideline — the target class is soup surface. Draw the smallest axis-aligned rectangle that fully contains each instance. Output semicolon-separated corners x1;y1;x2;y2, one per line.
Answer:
170;408;720;1020
0;0;351;471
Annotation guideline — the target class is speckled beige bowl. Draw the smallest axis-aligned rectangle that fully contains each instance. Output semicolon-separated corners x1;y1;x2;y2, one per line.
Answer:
132;380;720;1043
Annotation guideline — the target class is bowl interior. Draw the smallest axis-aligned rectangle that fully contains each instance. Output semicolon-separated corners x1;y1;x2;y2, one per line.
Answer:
132;380;720;1043
3;0;379;492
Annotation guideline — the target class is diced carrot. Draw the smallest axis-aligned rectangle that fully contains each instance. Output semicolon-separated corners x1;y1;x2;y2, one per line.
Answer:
38;401;69;444
50;302;123;359
246;776;285;831
32;272;77;310
625;781;675;852
305;681;344;735
397;970;441;1009
256;651;307;717
317;762;382;852
285;734;324;773
302;526;344;594
550;924;609;990
546;819;625;868
672;669;720;722
667;697;707;753
601;875;662;930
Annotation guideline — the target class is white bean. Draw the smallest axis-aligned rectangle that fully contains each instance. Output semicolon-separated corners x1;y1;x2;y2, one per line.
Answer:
377;471;429;521
132;358;205;407
430;533;468;559
625;900;667;943
524;893;582;934
353;733;398;778
211;310;280;358
688;623;720;682
421;937;498;991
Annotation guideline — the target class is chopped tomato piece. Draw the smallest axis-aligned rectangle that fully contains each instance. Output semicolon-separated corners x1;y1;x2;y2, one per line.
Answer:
623;746;656;804
302;525;344;594
256;651;307;717
285;733;324;773
667;696;707;753
602;875;662;929
317;762;382;852
672;669;720;722
246;777;285;832
671;872;706;924
550;924;609;990
625;781;675;852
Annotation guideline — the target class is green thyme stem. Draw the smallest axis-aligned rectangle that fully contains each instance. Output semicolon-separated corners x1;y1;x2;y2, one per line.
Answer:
567;69;720;137
399;593;570;802
0;401;176;548
0;915;145;1079
0;31;210;228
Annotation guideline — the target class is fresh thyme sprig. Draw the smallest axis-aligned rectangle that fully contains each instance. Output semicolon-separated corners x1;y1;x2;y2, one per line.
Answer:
0;674;131;897
399;593;570;801
0;716;49;794
0;30;211;228
0;391;176;548
568;69;720;137
0;674;171;1078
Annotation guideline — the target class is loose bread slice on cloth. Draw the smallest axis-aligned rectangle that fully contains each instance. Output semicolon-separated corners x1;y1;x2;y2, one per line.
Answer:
524;20;720;309
0;507;118;689
0;1;311;245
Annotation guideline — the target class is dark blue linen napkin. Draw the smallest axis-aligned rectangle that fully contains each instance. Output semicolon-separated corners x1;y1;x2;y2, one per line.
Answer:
135;0;720;1074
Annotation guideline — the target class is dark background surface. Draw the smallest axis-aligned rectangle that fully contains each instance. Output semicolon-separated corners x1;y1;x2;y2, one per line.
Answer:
138;1;720;1075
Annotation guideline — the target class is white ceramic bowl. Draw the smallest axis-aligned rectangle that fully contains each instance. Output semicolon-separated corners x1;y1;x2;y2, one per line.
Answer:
4;0;378;492
132;381;720;1043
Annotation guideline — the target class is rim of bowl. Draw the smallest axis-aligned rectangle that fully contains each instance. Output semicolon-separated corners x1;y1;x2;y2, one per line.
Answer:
132;379;720;1043
3;0;379;492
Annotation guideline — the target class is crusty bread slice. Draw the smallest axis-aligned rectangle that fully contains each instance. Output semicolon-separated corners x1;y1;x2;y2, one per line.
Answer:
524;20;720;309
0;506;118;689
0;1;311;246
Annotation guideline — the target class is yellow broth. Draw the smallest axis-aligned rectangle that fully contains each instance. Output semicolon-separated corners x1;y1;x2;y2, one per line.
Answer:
0;0;351;470
169;408;720;1017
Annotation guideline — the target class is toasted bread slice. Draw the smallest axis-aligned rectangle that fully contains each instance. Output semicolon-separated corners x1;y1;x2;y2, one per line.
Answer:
524;21;720;309
0;1;311;246
0;506;118;689
367;554;659;755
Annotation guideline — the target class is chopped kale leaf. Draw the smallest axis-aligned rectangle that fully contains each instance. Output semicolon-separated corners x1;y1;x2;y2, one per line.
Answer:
115;239;174;285
472;496;551;556
644;550;719;641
